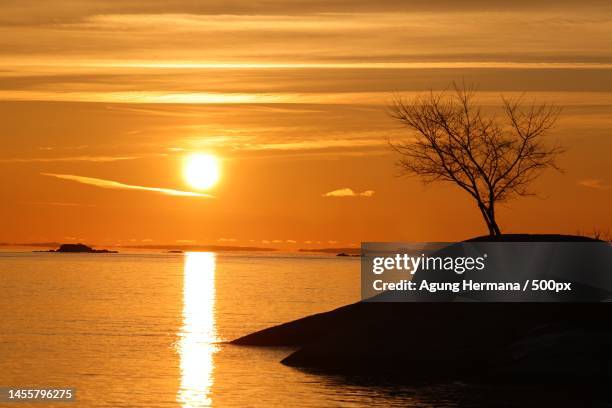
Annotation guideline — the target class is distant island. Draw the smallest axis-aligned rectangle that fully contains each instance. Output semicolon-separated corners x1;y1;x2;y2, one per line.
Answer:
336;252;360;257
123;244;275;252
299;247;361;255
37;243;118;253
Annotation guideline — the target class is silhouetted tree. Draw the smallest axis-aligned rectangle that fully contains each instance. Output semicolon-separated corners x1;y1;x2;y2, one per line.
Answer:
389;84;564;236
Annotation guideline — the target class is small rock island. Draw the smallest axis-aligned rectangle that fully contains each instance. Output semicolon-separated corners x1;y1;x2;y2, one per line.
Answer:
46;243;118;253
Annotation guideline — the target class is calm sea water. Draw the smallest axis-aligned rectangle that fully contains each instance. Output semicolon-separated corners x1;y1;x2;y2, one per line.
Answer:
0;251;577;407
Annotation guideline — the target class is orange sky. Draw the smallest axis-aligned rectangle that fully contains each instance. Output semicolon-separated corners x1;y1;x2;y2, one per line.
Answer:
1;1;611;248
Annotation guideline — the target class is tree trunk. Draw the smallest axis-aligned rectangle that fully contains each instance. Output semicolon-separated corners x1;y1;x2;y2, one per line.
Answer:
478;202;502;236
488;203;502;236
478;203;495;236
489;216;502;236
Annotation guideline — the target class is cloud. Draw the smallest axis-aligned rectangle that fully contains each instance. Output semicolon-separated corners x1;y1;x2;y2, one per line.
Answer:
24;201;94;207
323;188;375;197
41;173;212;197
4;5;612;105
1;155;139;163
249;138;387;151
1;1;609;27
579;179;611;190
218;238;238;242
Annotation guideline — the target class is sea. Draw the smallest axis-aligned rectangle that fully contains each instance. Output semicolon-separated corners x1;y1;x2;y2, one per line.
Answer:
0;251;595;407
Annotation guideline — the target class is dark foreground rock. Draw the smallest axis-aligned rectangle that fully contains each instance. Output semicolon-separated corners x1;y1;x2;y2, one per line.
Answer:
233;302;612;383
232;234;612;384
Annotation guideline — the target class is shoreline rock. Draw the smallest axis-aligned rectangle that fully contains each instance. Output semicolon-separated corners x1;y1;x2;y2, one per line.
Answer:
232;234;612;384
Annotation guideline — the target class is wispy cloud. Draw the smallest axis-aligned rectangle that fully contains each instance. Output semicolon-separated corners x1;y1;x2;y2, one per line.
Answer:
23;201;94;207
2;155;138;163
41;173;212;197
579;179;611;190
323;188;374;197
249;138;386;151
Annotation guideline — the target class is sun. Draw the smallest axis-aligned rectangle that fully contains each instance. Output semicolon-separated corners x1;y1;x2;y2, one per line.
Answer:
183;153;220;190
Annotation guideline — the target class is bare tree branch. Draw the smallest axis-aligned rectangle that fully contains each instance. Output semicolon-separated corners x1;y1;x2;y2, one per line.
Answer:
389;83;564;236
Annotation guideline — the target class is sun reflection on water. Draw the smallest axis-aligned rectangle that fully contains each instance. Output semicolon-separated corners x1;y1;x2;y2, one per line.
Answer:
177;252;218;408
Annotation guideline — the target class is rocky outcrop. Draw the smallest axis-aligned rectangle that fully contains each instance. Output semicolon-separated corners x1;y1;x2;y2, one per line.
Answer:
232;234;612;384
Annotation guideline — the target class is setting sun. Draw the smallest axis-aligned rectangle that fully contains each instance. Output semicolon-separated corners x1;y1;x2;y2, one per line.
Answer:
183;153;220;190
